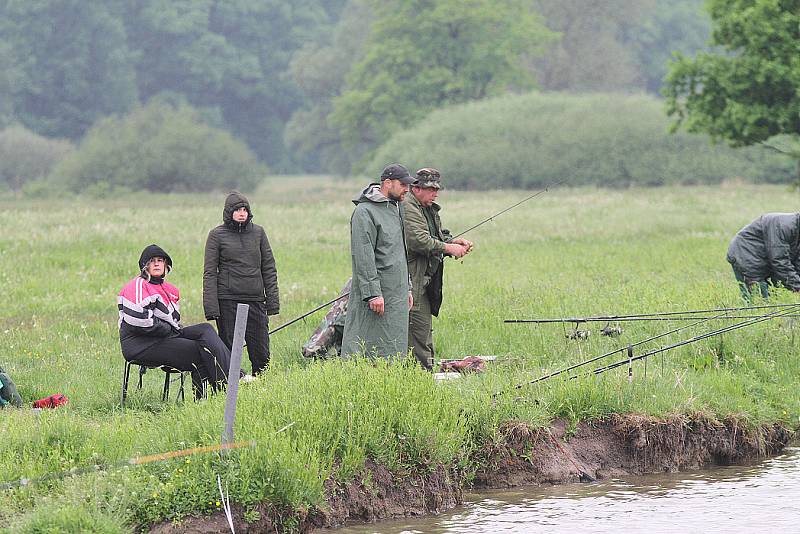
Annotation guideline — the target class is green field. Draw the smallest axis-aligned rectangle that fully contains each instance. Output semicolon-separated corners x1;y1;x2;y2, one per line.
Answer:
1;178;799;532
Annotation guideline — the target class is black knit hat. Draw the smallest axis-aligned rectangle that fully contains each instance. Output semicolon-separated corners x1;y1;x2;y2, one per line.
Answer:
138;244;173;271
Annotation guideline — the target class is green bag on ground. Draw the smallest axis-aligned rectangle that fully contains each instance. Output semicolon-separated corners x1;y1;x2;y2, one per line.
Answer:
0;365;23;408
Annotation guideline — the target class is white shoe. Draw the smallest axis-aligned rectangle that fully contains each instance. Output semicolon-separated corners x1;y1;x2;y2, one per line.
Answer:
241;374;256;384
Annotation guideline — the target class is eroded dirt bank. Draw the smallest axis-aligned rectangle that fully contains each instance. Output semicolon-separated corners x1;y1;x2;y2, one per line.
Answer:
150;413;793;533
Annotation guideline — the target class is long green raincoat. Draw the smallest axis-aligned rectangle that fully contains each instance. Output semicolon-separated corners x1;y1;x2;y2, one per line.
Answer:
341;184;411;359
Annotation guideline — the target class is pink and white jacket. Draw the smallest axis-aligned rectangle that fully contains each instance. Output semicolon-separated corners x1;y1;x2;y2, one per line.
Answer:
117;276;181;359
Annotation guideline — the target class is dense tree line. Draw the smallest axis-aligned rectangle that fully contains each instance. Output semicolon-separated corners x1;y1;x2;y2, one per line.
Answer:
0;0;347;172
665;0;800;179
0;0;717;181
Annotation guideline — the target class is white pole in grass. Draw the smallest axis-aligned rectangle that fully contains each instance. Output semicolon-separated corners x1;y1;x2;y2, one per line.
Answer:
222;303;248;448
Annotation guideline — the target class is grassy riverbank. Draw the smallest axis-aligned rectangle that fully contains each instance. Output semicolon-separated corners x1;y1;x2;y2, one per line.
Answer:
1;179;799;532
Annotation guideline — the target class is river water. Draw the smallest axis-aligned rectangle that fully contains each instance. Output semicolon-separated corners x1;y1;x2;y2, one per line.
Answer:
337;447;800;533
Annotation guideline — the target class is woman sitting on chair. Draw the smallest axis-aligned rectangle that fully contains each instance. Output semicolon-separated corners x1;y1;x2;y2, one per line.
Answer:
118;244;230;397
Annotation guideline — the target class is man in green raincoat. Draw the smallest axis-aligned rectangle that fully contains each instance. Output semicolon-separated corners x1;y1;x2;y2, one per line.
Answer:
341;164;416;359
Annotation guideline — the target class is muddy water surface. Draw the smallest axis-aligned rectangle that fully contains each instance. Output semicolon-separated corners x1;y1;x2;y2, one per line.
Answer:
337;447;800;533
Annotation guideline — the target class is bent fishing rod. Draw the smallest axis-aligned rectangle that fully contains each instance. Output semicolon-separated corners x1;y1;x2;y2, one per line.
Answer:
503;302;800;324
269;179;566;335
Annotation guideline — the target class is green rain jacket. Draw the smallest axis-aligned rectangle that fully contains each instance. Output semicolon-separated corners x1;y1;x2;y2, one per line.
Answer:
341;184;411;359
403;191;451;317
727;213;800;290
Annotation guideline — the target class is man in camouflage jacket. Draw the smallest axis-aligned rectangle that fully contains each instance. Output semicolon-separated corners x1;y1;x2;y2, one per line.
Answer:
402;168;472;370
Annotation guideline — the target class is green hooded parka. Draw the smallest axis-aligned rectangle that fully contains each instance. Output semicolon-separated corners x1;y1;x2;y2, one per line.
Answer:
341;184;411;359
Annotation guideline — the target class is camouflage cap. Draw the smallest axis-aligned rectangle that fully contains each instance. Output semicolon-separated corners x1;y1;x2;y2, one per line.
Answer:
415;167;441;189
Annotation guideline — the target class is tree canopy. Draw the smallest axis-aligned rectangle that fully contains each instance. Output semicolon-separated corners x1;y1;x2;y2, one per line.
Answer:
0;0;733;179
329;0;555;167
664;0;800;151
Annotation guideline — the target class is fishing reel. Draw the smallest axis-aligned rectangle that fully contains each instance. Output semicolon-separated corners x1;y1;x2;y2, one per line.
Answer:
566;330;591;340
565;322;591;340
600;323;623;337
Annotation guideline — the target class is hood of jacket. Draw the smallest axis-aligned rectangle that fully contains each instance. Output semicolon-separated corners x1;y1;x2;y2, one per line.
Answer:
138;244;173;271
352;183;393;206
223;190;253;230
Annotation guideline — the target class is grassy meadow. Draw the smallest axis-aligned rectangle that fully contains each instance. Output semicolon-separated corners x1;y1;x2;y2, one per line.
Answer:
1;178;799;532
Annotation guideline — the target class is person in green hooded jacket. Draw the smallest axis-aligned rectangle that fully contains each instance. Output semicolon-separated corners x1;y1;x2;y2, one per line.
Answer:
203;191;280;375
341;164;416;360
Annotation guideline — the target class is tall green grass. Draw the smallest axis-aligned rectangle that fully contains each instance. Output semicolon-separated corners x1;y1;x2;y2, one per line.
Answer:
1;179;799;531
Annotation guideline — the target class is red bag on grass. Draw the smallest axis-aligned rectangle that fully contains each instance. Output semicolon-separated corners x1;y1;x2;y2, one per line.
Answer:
32;393;68;409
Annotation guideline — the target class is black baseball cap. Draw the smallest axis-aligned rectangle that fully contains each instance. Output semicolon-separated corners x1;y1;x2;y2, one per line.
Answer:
380;163;415;185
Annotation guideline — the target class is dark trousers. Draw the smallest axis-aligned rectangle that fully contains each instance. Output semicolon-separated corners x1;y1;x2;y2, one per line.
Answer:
216;300;270;374
133;323;230;394
409;290;434;370
731;264;770;303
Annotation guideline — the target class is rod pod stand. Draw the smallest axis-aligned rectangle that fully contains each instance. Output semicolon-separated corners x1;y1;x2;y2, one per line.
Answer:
627;345;633;383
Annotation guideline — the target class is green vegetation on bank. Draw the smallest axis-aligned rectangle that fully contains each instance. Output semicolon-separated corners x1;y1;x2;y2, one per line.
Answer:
1;179;799;532
371;92;796;189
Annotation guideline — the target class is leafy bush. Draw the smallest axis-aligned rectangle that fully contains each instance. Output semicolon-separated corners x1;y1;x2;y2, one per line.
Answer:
0;125;73;191
369;92;796;189
51;101;266;193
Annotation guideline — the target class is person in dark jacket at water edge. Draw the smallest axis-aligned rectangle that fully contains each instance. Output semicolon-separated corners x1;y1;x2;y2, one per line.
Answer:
727;213;800;301
118;245;230;398
203;191;280;375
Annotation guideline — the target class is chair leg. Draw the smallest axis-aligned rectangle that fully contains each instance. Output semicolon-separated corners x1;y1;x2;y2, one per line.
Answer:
162;370;171;401
122;361;132;406
177;372;185;403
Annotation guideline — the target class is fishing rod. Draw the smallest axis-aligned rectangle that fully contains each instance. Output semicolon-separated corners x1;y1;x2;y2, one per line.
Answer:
269;294;342;335
499;303;800;395
269;179;565;334
588;303;800;377
450;178;566;239
507;314;800;323
503;302;800;325
504;308;735;393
